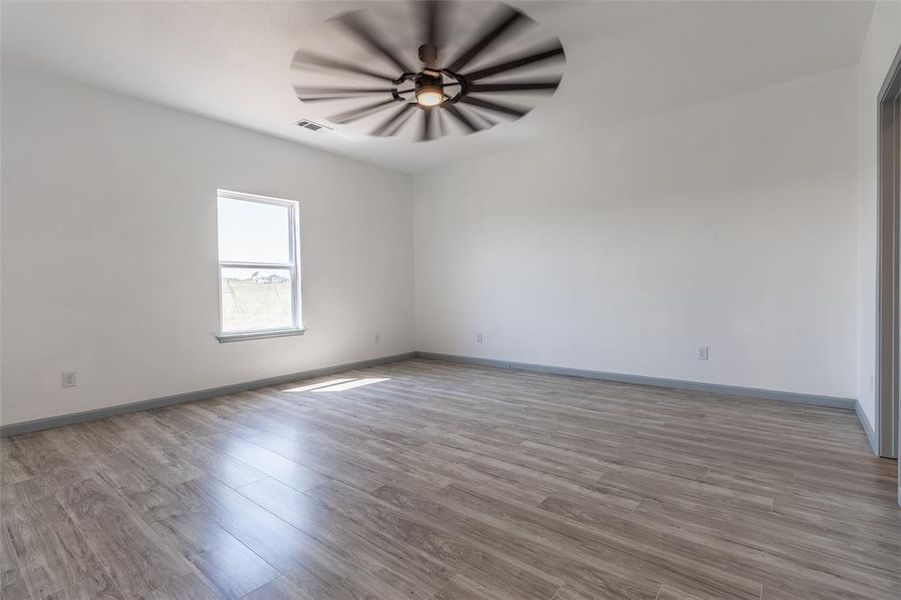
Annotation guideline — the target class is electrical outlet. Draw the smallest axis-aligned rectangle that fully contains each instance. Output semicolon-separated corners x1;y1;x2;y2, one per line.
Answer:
62;371;77;388
696;346;709;361
374;332;380;344
476;333;484;344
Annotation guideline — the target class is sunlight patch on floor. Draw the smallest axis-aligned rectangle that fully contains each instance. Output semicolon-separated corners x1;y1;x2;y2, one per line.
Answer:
284;377;390;393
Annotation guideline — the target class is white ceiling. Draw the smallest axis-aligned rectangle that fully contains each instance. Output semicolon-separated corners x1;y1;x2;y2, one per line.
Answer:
2;1;875;173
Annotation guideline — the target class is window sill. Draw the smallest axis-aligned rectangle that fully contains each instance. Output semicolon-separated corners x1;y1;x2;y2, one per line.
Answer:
216;328;306;343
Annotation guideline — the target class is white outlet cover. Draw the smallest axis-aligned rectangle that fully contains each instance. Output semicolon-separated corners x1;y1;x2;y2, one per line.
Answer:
62;371;77;387
696;346;709;360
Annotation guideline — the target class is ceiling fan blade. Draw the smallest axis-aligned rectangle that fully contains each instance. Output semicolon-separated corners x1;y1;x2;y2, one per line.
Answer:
447;5;529;72
437;109;448;138
371;103;416;136
291;51;396;82
335;11;413;74
298;96;384;103
468;78;561;94
294;86;396;102
422;1;439;49
329;98;399;124
420;1;452;65
295;86;395;95
464;43;565;81
419;108;435;142
458;95;529;118
386;106;417;136
444;104;482;133
479;113;498;128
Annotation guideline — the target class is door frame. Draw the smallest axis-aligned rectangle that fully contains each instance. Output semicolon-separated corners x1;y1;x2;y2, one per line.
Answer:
876;43;901;461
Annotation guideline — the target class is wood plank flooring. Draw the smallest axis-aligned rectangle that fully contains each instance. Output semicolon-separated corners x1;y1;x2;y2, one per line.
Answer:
2;358;899;599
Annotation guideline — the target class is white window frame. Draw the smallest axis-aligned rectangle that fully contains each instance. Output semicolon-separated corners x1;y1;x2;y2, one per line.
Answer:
215;189;304;342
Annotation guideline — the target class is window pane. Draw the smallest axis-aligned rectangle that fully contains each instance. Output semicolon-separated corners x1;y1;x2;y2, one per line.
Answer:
221;267;294;332
218;197;290;264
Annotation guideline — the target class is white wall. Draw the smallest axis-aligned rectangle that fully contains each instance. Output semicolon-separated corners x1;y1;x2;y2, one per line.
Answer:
414;67;859;398
0;72;414;426
0;58;873;426
856;1;901;431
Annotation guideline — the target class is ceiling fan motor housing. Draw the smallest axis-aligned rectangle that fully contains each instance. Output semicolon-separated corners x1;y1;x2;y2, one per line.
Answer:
418;44;438;66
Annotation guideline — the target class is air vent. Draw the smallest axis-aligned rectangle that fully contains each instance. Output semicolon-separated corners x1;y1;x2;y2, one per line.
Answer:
294;119;333;133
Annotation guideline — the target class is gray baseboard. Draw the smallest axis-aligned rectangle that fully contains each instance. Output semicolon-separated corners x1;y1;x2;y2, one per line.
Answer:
854;399;879;456
415;351;857;410
1;349;865;439
0;352;416;438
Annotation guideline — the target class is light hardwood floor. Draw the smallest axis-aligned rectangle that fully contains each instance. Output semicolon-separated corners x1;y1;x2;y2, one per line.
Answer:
2;358;899;600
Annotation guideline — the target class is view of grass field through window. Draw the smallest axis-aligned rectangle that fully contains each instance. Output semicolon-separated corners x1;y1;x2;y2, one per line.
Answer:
217;191;299;335
220;267;293;332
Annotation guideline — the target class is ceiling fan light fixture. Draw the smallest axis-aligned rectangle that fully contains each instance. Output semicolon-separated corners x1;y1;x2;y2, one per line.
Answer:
415;73;445;107
415;88;444;107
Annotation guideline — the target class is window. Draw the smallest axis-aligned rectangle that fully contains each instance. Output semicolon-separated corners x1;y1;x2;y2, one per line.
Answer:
216;190;302;342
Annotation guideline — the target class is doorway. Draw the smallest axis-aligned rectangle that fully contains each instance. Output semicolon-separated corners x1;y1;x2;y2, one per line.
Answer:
875;44;901;504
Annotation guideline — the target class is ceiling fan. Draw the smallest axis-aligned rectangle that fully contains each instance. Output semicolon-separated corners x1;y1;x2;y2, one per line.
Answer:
291;1;566;142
